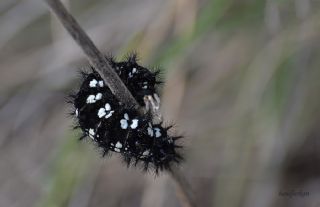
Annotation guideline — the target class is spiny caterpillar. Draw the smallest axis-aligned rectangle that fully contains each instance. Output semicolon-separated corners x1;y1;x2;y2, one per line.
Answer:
68;54;183;173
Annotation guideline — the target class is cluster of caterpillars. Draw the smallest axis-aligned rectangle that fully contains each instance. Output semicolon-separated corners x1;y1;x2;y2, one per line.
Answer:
69;54;183;173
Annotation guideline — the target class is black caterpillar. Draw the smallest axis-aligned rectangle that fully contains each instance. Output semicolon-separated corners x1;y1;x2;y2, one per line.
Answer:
69;54;183;173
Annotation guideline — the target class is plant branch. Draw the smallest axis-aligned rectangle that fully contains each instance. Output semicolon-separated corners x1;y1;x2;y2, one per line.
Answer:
45;0;138;108
45;0;196;207
170;168;197;207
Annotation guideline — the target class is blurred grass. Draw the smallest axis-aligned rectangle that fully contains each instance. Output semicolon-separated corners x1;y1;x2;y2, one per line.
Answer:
154;0;234;66
54;0;320;206
1;0;320;207
36;132;92;207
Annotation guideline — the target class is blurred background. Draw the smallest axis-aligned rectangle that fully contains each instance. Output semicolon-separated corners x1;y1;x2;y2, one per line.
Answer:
1;0;320;206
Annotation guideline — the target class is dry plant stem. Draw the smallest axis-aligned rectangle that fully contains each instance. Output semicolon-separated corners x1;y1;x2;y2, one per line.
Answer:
170;168;197;207
45;0;196;206
45;0;138;109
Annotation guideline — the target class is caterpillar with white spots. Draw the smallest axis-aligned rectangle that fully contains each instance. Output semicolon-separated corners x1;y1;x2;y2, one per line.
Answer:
69;54;183;173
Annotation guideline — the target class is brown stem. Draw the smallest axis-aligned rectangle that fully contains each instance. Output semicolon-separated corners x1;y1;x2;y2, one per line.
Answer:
45;0;138;108
170;168;197;207
44;0;196;206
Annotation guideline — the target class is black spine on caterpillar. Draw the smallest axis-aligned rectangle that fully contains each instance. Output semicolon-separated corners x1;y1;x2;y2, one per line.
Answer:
107;54;162;106
69;54;183;173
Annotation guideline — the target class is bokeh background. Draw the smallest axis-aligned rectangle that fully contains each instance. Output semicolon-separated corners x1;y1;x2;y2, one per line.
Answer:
1;0;320;206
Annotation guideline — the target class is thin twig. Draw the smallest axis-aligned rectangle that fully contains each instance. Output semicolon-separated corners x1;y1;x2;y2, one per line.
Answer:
170;168;197;207
45;0;138;109
44;0;196;206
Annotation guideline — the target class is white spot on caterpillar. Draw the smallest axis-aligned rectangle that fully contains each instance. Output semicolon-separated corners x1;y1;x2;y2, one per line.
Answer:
86;95;96;103
129;68;137;78
154;128;161;138
75;109;79;117
142;81;148;89
114;148;120;152
87;93;103;104
89;79;97;87
120;113;139;129
120;119;128;129
98;103;114;119
105;111;114;119
147;127;153;137
105;103;111;110
98;108;106;118
142;150;150;156
115;141;122;149
98;80;104;87
130;119;139;129
95;93;102;100
89;129;95;135
88;128;95;139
